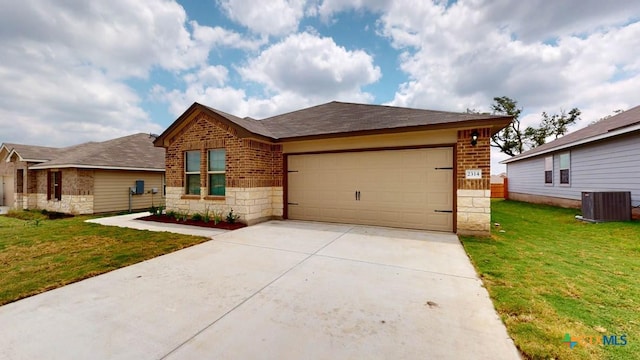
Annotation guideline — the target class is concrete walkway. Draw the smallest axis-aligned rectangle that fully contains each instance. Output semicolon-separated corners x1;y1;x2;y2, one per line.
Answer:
86;212;228;238
0;220;520;359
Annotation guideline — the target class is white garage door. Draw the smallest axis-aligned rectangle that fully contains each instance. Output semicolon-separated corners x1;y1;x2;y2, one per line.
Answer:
287;148;453;231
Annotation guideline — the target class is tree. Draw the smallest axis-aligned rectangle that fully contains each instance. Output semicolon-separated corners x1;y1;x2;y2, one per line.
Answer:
489;96;523;156
489;96;581;156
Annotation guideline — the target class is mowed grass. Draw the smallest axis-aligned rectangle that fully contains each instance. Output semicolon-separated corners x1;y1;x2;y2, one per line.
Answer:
0;212;209;306
460;200;640;360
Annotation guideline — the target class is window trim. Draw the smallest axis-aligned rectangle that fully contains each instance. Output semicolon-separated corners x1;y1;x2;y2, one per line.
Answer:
559;152;570;185
544;156;553;185
47;170;62;201
207;149;226;197
184;150;201;195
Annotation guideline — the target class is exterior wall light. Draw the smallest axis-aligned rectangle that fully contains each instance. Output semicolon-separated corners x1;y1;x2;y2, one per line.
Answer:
470;130;479;146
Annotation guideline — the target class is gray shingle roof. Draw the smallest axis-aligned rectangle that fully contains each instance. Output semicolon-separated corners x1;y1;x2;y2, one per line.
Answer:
259;101;511;139
202;105;276;139
2;143;59;161
4;133;164;170
155;101;512;145
504;104;640;163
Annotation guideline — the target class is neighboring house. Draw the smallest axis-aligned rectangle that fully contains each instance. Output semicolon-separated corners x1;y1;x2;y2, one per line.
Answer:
502;105;640;218
0;133;165;214
490;173;506;184
154;101;512;235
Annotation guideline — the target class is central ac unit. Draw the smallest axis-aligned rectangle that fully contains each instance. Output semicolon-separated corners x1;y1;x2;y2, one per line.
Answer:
581;191;631;222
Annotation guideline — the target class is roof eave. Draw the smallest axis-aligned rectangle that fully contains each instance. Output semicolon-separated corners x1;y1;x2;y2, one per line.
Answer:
273;117;513;142
502;123;640;164
29;164;165;171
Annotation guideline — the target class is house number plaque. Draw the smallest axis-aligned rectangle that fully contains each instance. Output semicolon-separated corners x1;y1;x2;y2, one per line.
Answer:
465;169;482;179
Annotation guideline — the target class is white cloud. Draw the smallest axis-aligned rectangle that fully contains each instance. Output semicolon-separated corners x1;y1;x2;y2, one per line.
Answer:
217;0;307;36
238;32;381;101
0;0;248;146
0;1;208;79
191;22;268;51
378;1;640;114
481;0;640;42
155;32;382;120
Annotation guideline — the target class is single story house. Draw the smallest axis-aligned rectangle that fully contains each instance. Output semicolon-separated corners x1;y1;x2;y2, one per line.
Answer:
0;133;165;214
502;104;640;218
154;101;512;235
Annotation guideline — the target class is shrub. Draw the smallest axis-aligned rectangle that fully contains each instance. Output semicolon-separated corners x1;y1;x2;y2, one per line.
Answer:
191;213;203;222
226;209;240;224
203;206;211;223
213;209;223;225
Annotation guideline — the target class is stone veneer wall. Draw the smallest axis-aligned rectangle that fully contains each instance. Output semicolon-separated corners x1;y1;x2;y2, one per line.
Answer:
456;128;492;235
35;194;94;214
32;168;95;214
165;186;283;225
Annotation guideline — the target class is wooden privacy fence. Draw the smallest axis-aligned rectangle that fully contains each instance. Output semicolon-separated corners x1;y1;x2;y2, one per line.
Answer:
491;178;508;199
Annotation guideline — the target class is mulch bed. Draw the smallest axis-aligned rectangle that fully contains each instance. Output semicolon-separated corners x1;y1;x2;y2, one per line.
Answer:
136;214;247;230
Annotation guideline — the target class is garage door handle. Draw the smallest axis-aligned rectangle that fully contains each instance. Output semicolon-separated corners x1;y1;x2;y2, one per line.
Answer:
288;202;299;205
434;210;453;213
355;191;361;201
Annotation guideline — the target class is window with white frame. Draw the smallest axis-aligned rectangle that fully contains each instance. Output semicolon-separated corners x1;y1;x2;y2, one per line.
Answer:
208;149;225;196
559;152;570;184
544;156;553;184
185;150;201;195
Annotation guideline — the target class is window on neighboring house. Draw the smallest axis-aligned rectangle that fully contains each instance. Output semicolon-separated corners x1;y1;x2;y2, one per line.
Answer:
47;171;62;201
185;150;201;195
544;156;553;184
208;149;226;196
16;169;24;193
559;152;570;184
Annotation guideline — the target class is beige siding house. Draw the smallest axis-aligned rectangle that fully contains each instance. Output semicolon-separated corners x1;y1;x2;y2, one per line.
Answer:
0;133;165;214
155;102;512;235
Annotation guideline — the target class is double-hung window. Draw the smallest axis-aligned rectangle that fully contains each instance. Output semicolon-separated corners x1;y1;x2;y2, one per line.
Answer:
544;156;553;184
559;152;570;185
208;149;225;196
185;150;201;195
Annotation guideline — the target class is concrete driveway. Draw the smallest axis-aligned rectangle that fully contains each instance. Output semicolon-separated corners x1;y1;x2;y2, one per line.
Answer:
0;221;520;359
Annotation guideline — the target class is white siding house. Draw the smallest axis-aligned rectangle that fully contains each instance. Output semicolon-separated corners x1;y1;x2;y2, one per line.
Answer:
503;105;640;218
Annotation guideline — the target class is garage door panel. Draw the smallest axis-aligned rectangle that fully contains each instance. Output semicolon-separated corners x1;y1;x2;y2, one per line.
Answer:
287;148;453;231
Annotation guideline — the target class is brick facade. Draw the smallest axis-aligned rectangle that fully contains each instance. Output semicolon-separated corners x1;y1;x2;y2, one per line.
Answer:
159;106;501;233
164;113;284;224
456;128;492;235
166;113;283;189
33;168;95;214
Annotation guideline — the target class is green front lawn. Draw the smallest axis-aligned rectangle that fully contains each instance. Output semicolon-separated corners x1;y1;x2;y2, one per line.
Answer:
461;200;640;360
0;211;209;306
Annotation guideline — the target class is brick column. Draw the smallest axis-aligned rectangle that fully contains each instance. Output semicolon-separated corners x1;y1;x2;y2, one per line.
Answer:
456;128;491;235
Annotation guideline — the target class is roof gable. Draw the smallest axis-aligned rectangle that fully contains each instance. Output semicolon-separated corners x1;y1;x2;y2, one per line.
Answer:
154;101;512;146
504;104;640;163
2;143;59;162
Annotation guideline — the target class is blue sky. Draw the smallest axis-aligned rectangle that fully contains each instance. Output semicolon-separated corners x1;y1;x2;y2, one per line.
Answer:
1;0;639;173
